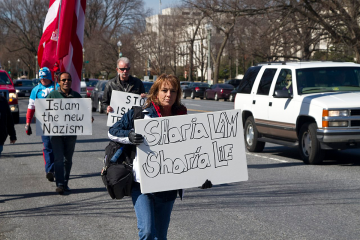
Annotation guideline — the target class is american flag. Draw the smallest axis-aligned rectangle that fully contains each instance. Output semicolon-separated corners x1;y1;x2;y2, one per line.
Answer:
37;0;86;92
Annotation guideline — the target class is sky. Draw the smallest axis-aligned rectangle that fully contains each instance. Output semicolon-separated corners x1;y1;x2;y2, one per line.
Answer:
144;0;179;14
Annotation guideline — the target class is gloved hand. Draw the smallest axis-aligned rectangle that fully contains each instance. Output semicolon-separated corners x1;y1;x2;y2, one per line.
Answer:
128;131;144;145
200;179;212;189
25;125;32;135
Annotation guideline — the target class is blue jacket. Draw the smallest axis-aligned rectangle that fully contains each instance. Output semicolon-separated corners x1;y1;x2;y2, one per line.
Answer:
109;104;159;138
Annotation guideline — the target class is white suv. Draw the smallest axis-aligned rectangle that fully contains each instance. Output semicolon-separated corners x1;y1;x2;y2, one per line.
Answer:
234;61;360;164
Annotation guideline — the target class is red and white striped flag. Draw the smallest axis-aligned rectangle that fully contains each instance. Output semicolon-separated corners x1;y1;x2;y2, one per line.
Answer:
37;0;86;92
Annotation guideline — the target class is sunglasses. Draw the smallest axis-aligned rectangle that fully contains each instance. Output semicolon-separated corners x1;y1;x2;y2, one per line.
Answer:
286;79;292;82
60;79;72;82
118;67;130;71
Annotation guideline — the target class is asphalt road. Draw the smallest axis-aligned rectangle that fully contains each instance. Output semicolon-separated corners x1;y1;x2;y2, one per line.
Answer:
0;97;360;239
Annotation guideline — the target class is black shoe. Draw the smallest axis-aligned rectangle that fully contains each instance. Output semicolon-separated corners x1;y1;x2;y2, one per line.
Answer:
64;186;71;192
56;186;64;195
46;172;55;182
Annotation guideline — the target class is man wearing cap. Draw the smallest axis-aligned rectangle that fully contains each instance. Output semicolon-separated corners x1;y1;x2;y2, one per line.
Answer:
25;67;59;182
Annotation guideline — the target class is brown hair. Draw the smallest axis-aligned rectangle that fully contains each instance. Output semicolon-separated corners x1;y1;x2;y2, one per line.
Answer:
144;74;185;112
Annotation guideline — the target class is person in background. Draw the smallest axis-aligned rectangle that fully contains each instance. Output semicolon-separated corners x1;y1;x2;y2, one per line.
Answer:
108;74;212;239
47;72;83;195
25;67;59;182
0;95;16;156
283;74;293;94
101;57;146;114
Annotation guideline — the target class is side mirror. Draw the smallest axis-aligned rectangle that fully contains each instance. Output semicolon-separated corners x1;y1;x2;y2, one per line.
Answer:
273;89;292;98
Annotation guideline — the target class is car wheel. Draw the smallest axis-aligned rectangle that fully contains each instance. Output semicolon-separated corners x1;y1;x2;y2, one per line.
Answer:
229;95;234;102
98;100;104;113
244;116;265;152
299;122;323;164
182;92;186;99
92;106;96;112
205;92;209;100
214;93;219;101
12;112;19;124
191;91;195;99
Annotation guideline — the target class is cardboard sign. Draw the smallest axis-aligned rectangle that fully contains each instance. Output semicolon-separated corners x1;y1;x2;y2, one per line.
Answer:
134;109;248;194
35;98;92;136
107;90;146;126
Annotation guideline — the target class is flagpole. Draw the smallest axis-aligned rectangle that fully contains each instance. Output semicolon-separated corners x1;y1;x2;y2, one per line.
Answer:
54;0;62;90
159;0;161;15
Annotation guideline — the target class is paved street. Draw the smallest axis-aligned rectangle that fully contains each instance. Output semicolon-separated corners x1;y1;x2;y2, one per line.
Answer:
1;98;360;239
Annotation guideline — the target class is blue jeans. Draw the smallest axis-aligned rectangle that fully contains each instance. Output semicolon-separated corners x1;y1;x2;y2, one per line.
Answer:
41;136;54;173
131;182;176;240
50;136;77;188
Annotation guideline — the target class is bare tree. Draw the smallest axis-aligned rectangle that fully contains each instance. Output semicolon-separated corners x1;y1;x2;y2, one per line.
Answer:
0;0;48;78
287;0;360;62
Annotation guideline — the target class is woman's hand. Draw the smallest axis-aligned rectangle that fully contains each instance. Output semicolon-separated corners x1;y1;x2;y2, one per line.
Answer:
128;131;144;145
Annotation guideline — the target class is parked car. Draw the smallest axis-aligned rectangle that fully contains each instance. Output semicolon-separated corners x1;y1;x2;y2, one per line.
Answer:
143;81;154;94
80;80;87;98
0;70;19;123
32;78;40;86
225;79;242;88
235;61;360;165
180;81;191;91
85;78;99;98
182;82;210;99
14;79;36;97
91;80;108;113
229;85;240;102
204;83;234;101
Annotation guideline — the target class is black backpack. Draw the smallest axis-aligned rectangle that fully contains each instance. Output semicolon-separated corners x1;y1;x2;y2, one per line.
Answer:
101;106;144;199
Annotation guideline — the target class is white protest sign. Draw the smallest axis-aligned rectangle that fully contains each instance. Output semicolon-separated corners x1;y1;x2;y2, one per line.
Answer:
107;90;146;126
134;109;248;194
35;98;92;136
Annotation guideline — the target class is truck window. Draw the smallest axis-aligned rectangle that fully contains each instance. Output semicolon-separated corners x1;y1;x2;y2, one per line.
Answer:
0;72;12;85
257;68;277;95
237;66;261;94
273;69;292;93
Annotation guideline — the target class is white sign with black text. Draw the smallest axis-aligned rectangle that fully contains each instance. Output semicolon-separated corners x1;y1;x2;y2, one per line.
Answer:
35;98;92;136
134;109;248;194
107;90;146;126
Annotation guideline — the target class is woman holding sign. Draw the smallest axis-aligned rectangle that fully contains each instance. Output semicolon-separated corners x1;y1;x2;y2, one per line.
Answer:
108;74;212;239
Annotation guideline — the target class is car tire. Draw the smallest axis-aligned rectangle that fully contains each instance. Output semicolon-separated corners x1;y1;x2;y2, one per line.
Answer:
182;92;186;99
229;95;234;102
191;91;195;99
92;107;96;112
98;100;104;113
12;112;19;124
299;122;323;164
205;92;209;100
244;116;265;152
214;93;219;101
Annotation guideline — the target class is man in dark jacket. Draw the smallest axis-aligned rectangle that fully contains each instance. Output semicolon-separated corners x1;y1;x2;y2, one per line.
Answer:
47;72;82;195
0;95;16;156
101;57;146;114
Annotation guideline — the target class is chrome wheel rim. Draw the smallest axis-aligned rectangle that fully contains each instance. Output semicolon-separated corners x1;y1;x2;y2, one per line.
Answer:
246;124;254;146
